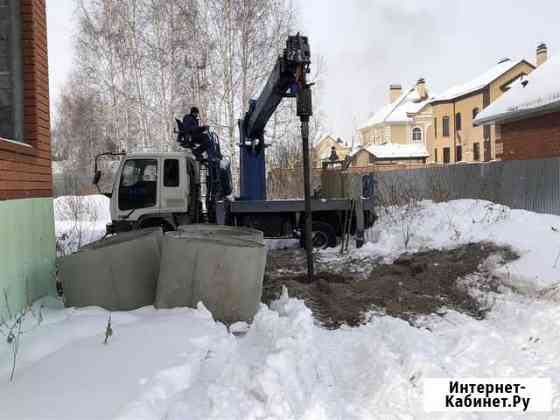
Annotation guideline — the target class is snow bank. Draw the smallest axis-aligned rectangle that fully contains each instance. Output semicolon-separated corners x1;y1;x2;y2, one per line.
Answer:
327;199;560;292
54;196;560;291
2;291;560;419
12;197;555;419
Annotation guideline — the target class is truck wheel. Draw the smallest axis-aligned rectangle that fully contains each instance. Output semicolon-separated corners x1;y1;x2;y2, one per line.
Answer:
300;221;337;249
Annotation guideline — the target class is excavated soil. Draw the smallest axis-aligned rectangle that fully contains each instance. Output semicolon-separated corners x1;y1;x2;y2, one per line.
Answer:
263;243;518;329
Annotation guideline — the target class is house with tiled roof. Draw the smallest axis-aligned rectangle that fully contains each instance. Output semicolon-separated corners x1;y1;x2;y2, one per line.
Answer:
474;44;559;161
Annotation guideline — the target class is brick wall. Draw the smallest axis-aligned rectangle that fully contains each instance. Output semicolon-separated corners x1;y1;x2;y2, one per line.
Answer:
498;111;560;161
0;0;52;200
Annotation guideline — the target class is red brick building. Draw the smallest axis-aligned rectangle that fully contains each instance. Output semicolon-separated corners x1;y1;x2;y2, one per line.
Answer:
0;0;55;312
497;111;560;160
475;44;560;161
0;0;52;198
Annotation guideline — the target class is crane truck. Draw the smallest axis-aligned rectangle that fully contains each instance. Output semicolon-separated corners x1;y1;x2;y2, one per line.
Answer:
93;35;376;248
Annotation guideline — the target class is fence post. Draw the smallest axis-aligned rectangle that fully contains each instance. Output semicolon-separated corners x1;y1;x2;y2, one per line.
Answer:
352;174;365;248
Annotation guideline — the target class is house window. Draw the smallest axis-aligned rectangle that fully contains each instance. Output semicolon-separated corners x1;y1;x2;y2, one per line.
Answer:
483;90;490;108
164;159;180;187
443;147;450;163
434;117;437;138
412;127;423;143
472;107;480;122
473;143;480;161
456;145;462;162
368;153;375;164
442;116;450;137
434;148;438;162
0;0;25;142
455;113;462;131
483;124;491;140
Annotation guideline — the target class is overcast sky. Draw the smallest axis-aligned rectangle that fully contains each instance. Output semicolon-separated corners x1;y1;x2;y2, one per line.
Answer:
46;0;560;143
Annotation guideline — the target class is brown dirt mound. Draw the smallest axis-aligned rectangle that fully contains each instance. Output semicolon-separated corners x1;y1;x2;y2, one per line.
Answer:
263;243;518;329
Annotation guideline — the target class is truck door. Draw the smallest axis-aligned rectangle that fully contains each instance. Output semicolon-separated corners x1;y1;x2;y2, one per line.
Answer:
160;158;188;213
116;158;159;219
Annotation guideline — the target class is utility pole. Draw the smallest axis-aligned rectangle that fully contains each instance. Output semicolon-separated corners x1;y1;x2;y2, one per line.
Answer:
297;85;314;282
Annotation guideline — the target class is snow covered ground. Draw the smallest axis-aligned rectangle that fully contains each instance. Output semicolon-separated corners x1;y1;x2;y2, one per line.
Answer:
354;199;560;293
2;198;558;419
54;195;111;254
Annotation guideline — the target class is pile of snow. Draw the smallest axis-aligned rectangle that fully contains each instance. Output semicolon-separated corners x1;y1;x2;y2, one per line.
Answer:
2;290;560;418
54;195;111;254
348;199;560;292
2;199;560;418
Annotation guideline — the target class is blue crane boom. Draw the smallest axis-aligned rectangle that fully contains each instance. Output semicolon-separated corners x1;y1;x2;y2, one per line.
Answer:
238;34;311;200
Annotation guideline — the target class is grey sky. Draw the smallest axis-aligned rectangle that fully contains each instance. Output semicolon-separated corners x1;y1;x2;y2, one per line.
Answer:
46;0;75;114
46;0;560;141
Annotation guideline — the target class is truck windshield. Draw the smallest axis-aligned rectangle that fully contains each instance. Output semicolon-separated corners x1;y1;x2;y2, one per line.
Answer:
118;159;158;210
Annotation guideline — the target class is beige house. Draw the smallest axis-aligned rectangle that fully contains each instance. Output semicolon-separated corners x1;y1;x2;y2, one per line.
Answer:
357;79;432;165
358;44;545;166
313;134;351;168
359;80;433;146
427;57;535;164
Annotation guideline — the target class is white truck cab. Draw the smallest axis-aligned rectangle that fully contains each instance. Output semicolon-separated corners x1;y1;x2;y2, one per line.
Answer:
108;151;200;233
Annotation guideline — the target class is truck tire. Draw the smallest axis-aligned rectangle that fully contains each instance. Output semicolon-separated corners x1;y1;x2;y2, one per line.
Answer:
300;221;337;249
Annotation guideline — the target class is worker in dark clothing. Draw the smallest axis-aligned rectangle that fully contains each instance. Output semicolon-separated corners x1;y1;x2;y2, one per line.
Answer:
182;107;210;159
329;146;339;161
182;107;208;138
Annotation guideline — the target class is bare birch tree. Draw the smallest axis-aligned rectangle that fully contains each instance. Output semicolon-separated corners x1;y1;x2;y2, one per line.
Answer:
53;0;324;193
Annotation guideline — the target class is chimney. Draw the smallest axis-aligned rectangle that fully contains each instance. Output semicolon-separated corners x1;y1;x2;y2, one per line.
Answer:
416;78;428;100
537;43;548;67
389;84;402;103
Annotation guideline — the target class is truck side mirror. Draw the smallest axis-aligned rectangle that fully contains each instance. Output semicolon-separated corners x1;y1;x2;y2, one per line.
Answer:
93;170;102;185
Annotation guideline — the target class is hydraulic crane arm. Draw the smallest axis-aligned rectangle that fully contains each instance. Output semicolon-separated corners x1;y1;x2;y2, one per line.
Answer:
240;34;311;144
238;34;311;200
